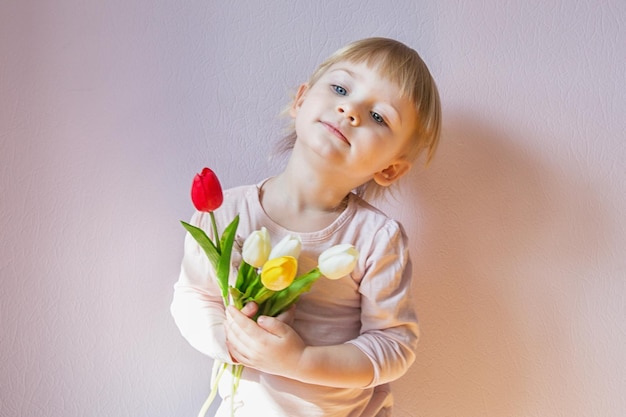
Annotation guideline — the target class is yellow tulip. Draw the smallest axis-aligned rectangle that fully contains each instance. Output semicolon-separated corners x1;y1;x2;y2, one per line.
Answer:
261;256;298;291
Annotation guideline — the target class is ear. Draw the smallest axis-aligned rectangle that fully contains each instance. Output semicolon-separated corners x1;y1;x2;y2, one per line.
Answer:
373;160;412;186
289;83;309;118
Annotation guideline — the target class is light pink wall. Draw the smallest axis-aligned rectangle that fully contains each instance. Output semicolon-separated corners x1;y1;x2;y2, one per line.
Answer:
1;1;624;416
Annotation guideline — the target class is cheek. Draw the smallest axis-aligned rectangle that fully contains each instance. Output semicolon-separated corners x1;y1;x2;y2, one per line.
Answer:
298;97;325;119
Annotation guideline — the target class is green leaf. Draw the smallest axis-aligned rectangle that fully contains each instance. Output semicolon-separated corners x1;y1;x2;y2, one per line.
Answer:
180;221;219;270
229;287;244;310
242;267;263;298
219;215;239;256
251;287;275;305
235;261;252;290
262;268;322;317
216;215;240;302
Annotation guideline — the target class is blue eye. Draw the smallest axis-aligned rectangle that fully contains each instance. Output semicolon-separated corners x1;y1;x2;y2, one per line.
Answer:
332;85;347;95
371;112;386;125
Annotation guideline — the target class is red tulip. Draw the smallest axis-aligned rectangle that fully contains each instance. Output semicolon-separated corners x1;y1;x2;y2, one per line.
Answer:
191;167;223;212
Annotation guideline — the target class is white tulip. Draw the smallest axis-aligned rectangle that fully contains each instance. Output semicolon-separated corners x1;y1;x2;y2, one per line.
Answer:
318;244;359;280
242;227;271;268
269;234;302;260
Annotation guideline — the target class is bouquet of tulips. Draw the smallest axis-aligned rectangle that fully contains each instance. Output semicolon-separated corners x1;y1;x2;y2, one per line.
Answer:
180;168;359;417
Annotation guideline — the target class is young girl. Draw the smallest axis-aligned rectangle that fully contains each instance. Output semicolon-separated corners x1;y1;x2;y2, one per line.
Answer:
171;37;441;417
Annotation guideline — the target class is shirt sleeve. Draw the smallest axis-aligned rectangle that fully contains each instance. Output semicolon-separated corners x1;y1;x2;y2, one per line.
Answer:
346;220;420;387
170;211;233;363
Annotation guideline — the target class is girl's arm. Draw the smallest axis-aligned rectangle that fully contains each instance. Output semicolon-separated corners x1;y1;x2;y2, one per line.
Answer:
225;305;374;388
170;211;232;363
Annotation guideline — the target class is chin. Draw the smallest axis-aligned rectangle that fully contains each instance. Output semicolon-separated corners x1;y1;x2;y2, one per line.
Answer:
300;137;344;164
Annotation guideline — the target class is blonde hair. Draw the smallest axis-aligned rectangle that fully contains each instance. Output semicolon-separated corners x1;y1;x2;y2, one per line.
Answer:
276;37;442;198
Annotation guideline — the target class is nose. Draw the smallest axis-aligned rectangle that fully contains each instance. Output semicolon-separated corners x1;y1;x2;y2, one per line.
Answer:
337;104;360;126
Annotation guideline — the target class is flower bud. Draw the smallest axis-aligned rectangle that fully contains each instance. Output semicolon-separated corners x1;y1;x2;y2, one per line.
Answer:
242;227;271;268
269;234;302;260
261;256;298;291
318;244;359;280
191;167;223;212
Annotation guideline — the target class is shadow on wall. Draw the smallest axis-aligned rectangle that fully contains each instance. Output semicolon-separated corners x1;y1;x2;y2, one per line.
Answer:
390;112;609;417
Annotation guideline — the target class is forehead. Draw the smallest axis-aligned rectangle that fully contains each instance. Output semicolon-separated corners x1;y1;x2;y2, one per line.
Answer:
324;61;402;89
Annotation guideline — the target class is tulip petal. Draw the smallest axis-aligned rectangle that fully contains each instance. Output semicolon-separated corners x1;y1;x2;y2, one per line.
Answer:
318;244;359;280
191;167;224;212
242;227;271;268
261;256;298;291
269;234;302;260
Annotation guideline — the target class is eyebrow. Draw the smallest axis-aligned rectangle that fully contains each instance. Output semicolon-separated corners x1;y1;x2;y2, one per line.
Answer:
330;67;354;75
329;68;358;81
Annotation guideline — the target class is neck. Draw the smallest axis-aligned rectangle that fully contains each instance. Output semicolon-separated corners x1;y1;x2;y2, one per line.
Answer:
260;170;351;232
269;163;351;214
276;139;368;211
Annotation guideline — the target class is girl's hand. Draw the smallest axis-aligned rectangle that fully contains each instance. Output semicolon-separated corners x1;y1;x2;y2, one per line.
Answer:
238;302;296;326
238;301;259;319
225;305;304;378
272;304;296;326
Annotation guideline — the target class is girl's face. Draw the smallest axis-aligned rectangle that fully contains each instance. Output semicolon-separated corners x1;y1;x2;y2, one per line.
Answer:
290;61;417;187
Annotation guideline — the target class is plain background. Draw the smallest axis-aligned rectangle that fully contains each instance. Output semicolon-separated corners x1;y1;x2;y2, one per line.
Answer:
1;1;625;416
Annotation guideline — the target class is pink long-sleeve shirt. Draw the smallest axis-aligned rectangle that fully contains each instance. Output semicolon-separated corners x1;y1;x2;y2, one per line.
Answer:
171;180;419;417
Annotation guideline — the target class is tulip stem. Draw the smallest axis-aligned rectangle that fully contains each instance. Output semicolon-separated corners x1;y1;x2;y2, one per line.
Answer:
210;211;221;253
198;361;227;417
230;364;244;417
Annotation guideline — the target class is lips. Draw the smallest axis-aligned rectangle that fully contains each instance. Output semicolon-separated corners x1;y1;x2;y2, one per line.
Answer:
320;121;350;146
